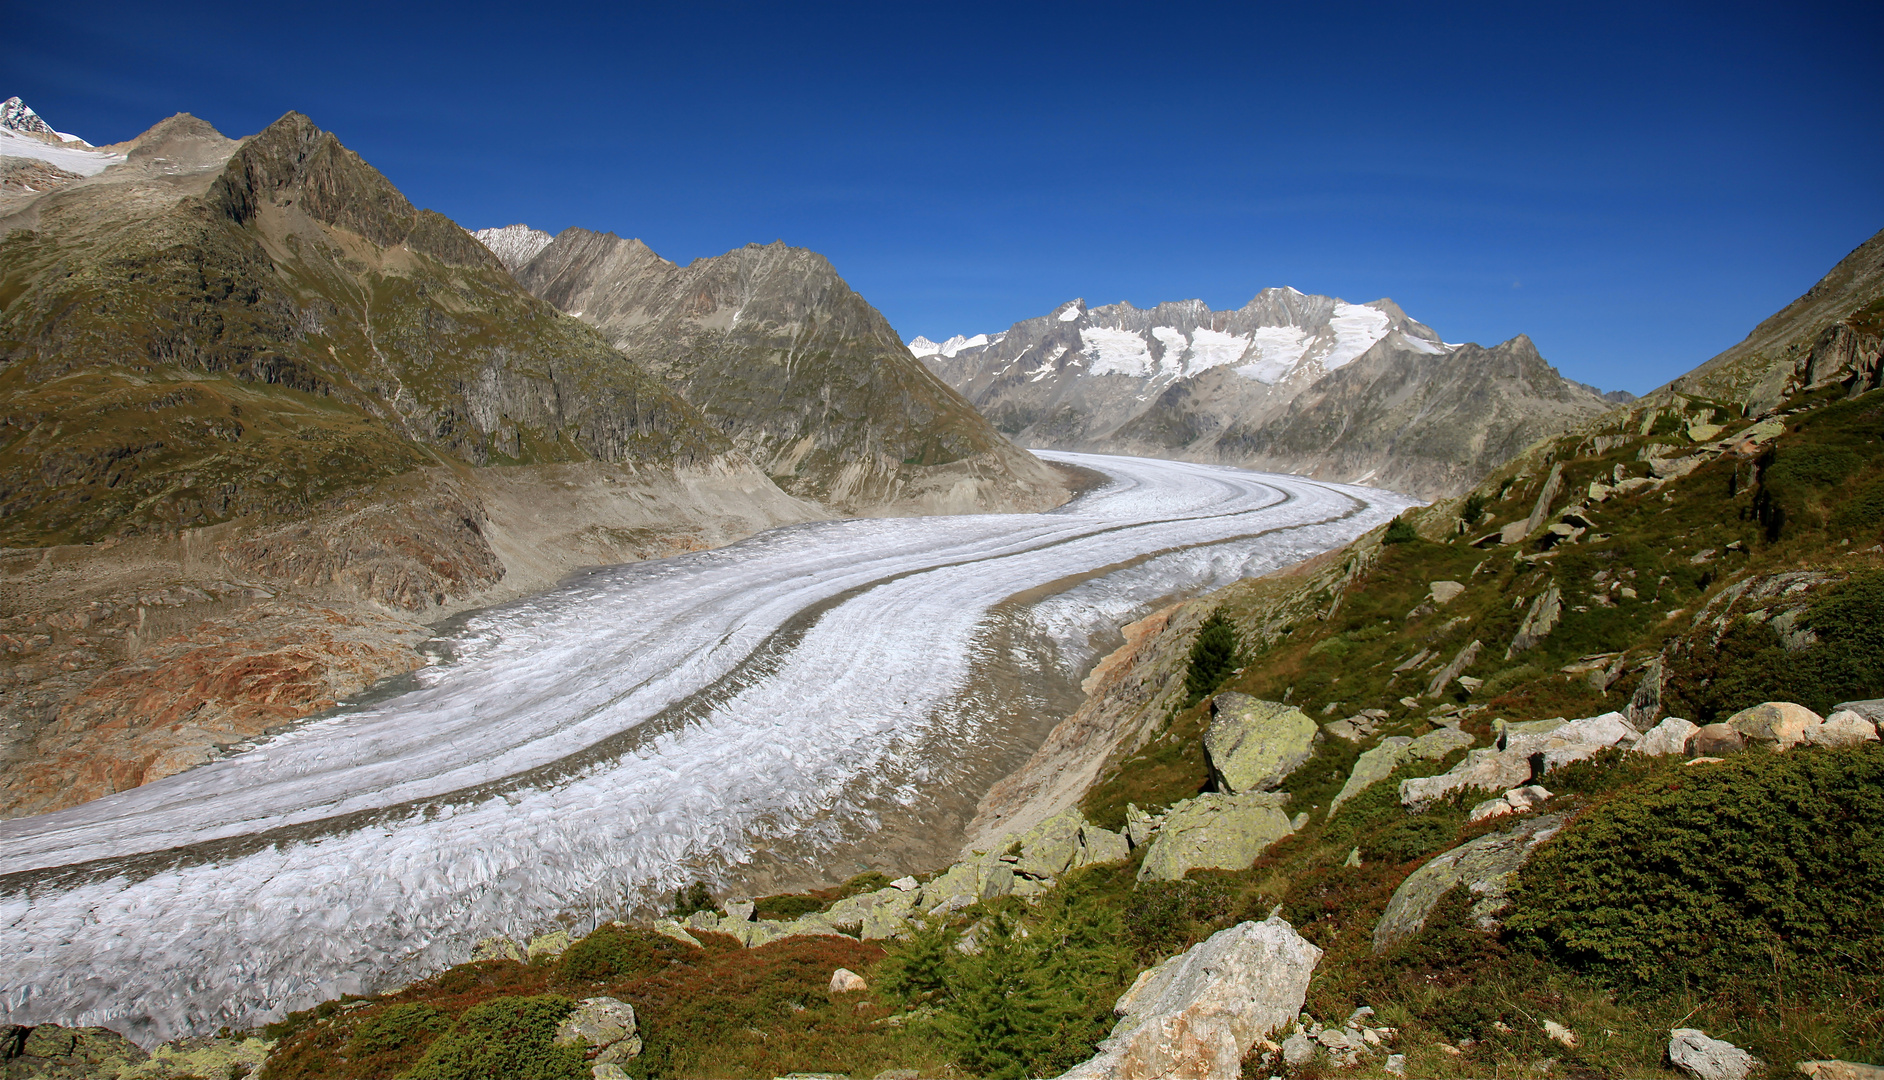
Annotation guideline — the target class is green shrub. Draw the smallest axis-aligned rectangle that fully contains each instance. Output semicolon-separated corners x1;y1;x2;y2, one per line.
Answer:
753;893;826;921
1478;663;1544;701
877;919;957;1004
1669;570;1884;719
935;906;1132;1080
1121;879;1233;965
1460;493;1487;525
345;1002;447;1059
556;923;691;983
1183;610;1241;706
1383;515;1418;544
1831;476;1884;538
404;995;586;1080
1506;744;1884;991
668;879;718;919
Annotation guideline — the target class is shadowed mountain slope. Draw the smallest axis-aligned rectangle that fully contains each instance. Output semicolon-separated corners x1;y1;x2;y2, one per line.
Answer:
514;228;1068;516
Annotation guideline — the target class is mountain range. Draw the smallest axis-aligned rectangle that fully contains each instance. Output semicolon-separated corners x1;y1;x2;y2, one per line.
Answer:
916;292;1627;499
0;102;1063;817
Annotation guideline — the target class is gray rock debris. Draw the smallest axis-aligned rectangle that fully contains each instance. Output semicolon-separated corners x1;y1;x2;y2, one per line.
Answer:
1373;814;1564;952
1400;712;1634;809
1058;916;1321;1080
1668;1028;1760;1080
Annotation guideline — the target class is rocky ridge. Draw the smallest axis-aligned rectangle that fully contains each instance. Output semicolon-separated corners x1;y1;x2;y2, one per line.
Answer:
507;227;1069;516
918;290;1619;499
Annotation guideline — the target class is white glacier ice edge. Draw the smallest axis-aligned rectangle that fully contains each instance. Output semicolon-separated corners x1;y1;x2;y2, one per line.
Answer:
0;453;1415;1044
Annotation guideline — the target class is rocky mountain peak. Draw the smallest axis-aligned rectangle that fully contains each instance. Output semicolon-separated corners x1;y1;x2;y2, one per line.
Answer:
474;223;554;270
0;96;84;145
209;112;500;271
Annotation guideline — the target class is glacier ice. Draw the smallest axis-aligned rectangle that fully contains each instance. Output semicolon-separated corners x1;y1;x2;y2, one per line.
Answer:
0;453;1413;1044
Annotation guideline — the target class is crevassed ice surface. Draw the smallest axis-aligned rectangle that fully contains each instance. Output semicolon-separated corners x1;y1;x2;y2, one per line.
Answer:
0;453;1415;1044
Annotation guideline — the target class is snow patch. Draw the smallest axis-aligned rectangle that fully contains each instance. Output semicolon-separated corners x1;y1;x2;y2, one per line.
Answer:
0;126;122;176
1187;327;1253;373
1322;303;1392;370
1081;326;1155;377
473;225;554;271
1057;303;1083;322
1235;325;1313;384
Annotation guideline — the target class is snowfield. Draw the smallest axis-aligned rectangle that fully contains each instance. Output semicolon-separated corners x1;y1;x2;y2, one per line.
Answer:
0;453;1414;1044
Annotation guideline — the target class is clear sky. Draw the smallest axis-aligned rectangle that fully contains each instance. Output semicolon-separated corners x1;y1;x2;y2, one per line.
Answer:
10;1;1881;394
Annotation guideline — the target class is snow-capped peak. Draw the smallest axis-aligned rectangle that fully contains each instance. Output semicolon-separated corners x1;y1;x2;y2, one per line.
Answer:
473;224;554;271
0;97;89;145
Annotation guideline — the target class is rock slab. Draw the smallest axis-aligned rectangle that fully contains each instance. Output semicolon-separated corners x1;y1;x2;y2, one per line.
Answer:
1058;916;1322;1080
554;996;641;1064
1138;792;1295;882
1667;1028;1759;1080
1373;814;1564;951
1203;694;1319;795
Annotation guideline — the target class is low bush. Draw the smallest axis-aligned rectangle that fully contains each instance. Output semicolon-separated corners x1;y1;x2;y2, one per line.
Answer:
404;995;586;1080
555;923;690;983
1383;515;1418;544
1507;743;1884;991
344;1002;447;1059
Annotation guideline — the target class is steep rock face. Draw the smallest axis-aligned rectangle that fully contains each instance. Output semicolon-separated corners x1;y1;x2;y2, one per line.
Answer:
920;292;1612;499
516;228;1068;515
1652;226;1884;412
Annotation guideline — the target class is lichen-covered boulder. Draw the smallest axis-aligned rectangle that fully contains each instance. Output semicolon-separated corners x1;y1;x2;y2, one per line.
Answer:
1329;726;1474;816
1138;792;1296;882
1057;916;1322;1079
826;886;920;939
554;996;642;1064
1204;694;1319;795
1013;807;1087;879
1076;823;1132;866
1726;701;1823;749
1372;814;1563;952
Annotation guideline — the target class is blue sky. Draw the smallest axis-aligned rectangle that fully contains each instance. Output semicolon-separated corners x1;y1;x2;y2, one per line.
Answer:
10;1;1881;393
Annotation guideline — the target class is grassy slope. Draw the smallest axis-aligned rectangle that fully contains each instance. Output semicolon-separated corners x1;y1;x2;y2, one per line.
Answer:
0;114;722;548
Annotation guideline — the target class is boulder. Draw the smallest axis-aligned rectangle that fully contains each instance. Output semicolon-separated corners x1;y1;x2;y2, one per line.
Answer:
826;887;919;939
1138;792;1296;882
1012;807;1088;878
1807;712;1881;747
527;929;572;960
889;875;918;891
2;1025;149;1076
1668;1028;1759;1080
1328;726;1474;817
1057;917;1322;1080
1424;640;1483;699
1798;1061;1884;1080
1124;803;1159;847
649;919;702;948
1467;785;1552;823
829;967;868;993
1282;1030;1315;1067
471;936;523;963
1832;699;1884;726
1506;585;1563;658
1635;716;1698;757
1076;823;1132;867
554;996;642;1064
1428;581;1466;606
1400;713;1634;809
1726;701;1824;749
1691;723;1745;757
724;899;756;922
1373;815;1564;951
1203;694;1319;794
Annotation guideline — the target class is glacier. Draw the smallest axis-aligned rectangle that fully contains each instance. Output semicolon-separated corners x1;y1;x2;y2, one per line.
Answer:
0;453;1414;1044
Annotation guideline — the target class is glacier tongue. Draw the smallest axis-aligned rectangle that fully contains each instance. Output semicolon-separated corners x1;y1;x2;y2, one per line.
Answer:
0;453;1412;1045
